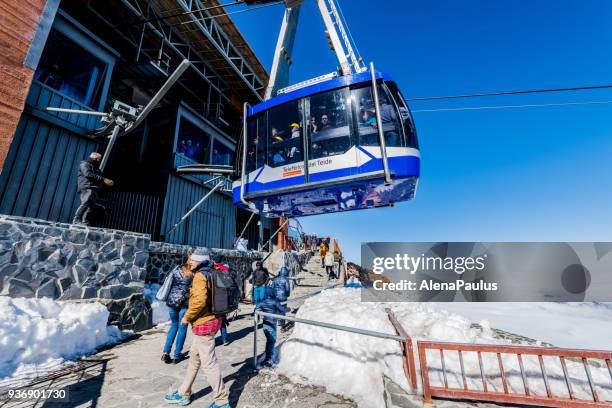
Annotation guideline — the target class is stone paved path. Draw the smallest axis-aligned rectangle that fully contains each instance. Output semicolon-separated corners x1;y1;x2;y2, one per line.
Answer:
12;255;355;408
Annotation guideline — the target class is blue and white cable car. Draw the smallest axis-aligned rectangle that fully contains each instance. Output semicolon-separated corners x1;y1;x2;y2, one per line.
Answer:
233;65;420;218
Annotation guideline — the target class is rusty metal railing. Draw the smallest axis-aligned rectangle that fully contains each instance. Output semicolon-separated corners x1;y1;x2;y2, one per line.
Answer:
418;341;612;407
385;308;418;391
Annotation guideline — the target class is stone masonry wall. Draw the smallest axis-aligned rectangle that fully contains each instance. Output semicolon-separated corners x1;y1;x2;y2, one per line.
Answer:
0;215;152;331
0;215;310;332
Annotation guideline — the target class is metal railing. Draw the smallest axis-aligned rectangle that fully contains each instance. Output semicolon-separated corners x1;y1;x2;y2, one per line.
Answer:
253;310;408;371
418;341;612;407
386;309;418;391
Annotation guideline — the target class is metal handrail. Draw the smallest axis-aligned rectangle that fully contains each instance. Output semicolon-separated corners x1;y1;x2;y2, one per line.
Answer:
370;61;392;185
281;282;340;305
253;310;407;368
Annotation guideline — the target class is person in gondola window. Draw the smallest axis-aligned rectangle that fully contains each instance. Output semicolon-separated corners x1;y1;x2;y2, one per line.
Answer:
320;114;332;131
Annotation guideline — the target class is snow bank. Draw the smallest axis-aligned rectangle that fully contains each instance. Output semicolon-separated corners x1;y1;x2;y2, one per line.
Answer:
278;288;612;407
144;283;170;325
0;297;125;386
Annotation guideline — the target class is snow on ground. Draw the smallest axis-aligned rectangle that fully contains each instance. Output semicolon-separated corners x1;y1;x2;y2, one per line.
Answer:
434;302;612;350
0;297;126;387
278;288;612;408
144;283;170;325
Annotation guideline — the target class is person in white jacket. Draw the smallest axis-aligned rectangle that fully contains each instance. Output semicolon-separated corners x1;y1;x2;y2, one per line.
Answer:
324;251;335;280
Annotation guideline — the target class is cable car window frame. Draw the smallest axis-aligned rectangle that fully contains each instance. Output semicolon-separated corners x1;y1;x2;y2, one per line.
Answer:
266;99;304;168
246;112;267;173
385;81;419;149
305;86;355;162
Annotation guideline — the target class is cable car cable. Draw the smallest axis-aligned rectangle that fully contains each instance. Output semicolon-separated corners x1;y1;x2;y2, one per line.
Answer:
407;84;612;102
335;0;364;63
411;99;612;113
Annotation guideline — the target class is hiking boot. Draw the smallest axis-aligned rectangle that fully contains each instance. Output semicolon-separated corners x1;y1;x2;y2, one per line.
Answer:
161;353;171;364
164;392;191;406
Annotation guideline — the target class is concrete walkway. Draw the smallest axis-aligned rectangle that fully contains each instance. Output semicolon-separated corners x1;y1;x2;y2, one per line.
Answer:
18;256;355;408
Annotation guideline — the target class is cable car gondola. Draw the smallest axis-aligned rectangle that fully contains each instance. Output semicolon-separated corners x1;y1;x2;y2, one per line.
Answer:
233;65;420;218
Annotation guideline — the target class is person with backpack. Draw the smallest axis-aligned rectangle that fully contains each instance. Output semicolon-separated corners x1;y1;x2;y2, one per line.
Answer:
164;252;234;408
214;258;233;346
255;286;287;369
249;261;269;307
271;267;291;332
160;255;196;364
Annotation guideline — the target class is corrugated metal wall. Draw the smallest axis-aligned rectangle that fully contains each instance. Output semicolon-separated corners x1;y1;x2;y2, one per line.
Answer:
161;174;236;248
0;82;98;222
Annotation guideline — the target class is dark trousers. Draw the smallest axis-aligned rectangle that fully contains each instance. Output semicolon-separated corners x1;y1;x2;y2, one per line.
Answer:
73;189;98;225
262;321;278;365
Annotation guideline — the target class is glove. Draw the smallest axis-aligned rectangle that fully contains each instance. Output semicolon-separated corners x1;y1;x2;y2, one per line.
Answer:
103;178;114;187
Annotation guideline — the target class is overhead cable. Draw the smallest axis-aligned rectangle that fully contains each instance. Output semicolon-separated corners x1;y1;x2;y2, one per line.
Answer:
407;84;612;102
411;100;612;113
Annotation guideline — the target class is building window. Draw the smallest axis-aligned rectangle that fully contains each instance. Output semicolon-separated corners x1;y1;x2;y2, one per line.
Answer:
212;139;234;166
176;117;210;164
34;29;108;108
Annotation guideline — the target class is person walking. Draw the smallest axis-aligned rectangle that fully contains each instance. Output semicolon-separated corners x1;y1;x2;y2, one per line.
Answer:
212;255;233;346
271;266;291;332
319;242;327;267
324;251;335;279
249;261;269;307
255;286;287;369
164;251;230;408
73;152;114;226
161;255;196;364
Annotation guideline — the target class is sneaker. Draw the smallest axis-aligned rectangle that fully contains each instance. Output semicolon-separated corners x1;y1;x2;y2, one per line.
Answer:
164;392;191;406
161;353;171;364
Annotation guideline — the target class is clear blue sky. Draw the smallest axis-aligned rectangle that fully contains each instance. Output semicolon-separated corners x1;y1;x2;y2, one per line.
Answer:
231;0;612;262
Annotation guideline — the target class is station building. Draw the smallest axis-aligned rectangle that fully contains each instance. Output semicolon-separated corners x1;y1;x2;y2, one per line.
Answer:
0;0;277;249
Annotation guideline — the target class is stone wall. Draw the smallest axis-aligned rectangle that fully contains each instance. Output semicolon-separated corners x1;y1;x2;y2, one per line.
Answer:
147;242;264;296
146;243;309;284
0;215;152;331
0;215;310;332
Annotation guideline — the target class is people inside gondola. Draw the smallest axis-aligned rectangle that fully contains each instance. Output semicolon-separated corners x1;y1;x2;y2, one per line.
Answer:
288;123;301;159
363;109;377;127
310;116;318;133
272;150;285;165
379;97;399;146
289;123;299;138
271;127;284;142
320;114;331;131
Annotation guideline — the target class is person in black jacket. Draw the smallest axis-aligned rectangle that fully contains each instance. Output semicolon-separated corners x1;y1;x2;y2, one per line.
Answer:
73;152;114;226
249;261;269;307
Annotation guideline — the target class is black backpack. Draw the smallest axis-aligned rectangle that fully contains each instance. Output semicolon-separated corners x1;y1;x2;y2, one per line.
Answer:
199;266;240;315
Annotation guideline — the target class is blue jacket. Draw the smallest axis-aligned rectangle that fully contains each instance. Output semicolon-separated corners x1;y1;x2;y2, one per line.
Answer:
271;267;291;303
257;286;287;325
166;267;192;310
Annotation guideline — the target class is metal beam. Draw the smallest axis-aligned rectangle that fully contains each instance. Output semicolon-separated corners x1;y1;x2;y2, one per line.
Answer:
168;0;266;100
265;4;301;99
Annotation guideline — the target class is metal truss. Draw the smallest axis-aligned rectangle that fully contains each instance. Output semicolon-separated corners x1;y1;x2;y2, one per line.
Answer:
173;0;266;99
